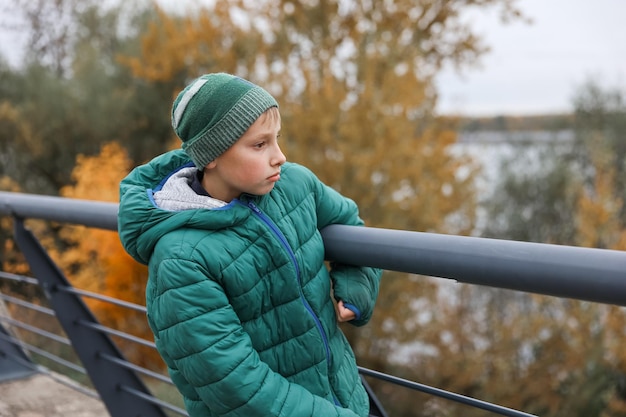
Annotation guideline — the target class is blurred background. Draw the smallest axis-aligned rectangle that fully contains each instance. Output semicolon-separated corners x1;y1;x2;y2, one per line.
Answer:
0;1;625;416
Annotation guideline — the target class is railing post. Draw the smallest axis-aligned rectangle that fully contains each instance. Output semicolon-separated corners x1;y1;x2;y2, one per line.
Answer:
12;218;168;417
361;375;389;417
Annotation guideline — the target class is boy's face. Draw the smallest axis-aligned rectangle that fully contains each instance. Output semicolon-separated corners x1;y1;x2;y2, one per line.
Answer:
203;110;285;202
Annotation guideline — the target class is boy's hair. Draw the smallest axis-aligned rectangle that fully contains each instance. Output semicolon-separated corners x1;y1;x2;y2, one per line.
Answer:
259;106;281;125
172;73;278;168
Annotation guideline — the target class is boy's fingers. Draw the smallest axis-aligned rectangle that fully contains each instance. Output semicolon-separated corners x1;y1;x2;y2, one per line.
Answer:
336;300;356;322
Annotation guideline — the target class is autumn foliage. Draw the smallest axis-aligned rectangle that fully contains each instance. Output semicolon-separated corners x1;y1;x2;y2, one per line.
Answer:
53;142;159;367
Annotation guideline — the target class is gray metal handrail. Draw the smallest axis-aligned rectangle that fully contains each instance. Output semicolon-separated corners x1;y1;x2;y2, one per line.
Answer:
0;191;118;230
321;225;626;306
2;191;625;306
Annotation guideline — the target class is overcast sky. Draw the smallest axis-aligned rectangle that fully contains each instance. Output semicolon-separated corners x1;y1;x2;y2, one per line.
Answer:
435;0;626;116
1;0;625;117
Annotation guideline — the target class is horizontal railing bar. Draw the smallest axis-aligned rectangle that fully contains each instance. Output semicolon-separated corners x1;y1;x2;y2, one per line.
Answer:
0;331;85;374
0;270;40;286
359;367;538;417
0;293;55;316
118;385;189;416
2;191;625;306
99;352;174;384
77;320;156;349
0;316;71;345
322;225;626;306
40;367;101;399
22;343;86;374
59;286;147;313
0;191;118;230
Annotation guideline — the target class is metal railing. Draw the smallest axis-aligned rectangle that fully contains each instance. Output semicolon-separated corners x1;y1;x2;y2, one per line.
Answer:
2;191;625;416
0;217;184;416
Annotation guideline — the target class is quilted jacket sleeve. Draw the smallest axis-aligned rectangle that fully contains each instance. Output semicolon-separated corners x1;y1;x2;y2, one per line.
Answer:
305;167;382;327
149;257;361;417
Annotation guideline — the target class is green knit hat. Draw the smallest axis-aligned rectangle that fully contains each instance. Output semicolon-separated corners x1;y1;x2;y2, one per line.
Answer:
171;73;278;168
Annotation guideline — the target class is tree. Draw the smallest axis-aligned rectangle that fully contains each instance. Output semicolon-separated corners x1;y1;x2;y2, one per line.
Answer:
0;100;38;285
572;80;626;222
573;83;626;416
121;0;525;233
473;82;626;417
13;0;82;77
55;142;160;368
119;1;528;414
481;143;581;244
0;2;174;195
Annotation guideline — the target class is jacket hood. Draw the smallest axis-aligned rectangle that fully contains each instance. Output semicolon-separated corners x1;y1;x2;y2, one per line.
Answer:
117;149;253;264
152;166;228;211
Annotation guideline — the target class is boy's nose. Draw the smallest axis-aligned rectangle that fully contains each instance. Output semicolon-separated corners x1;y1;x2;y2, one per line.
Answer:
273;144;287;166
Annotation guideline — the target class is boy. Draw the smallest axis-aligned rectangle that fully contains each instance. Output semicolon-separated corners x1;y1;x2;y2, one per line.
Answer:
118;73;382;417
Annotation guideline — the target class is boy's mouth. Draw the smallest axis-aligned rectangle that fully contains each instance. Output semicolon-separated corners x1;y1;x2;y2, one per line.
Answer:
267;172;281;182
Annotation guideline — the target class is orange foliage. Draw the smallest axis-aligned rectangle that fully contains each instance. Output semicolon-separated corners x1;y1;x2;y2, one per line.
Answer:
57;142;160;368
119;4;250;82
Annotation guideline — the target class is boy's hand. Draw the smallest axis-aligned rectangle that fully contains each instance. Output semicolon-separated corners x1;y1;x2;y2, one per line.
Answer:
336;300;356;322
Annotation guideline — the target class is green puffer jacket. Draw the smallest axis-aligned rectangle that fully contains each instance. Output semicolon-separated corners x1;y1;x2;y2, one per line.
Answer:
118;149;381;417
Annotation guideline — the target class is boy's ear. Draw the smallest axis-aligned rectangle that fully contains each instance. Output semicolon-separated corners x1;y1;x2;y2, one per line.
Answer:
205;160;217;170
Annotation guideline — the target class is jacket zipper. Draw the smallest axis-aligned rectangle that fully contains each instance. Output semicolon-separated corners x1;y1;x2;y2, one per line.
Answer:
244;201;333;364
243;201;341;405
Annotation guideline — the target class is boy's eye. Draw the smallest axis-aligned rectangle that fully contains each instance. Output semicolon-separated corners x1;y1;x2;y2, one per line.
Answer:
254;141;266;148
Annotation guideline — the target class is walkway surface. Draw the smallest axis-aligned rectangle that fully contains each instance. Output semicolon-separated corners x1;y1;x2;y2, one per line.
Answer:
0;373;107;417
